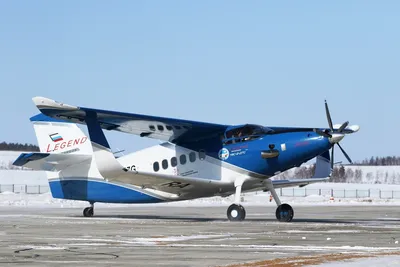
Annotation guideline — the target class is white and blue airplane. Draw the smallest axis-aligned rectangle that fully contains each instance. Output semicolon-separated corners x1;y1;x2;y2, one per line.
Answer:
13;97;359;222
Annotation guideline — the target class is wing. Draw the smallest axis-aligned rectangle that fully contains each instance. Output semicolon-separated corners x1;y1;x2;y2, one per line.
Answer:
268;125;359;135
32;97;229;144
108;168;231;198
83;111;232;198
272;178;329;189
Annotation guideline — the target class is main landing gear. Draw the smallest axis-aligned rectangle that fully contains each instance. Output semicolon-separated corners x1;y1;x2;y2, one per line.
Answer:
83;202;94;217
227;203;246;221
226;179;294;222
266;179;294;222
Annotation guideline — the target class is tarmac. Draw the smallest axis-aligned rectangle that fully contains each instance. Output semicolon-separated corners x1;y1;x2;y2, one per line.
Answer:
0;205;400;266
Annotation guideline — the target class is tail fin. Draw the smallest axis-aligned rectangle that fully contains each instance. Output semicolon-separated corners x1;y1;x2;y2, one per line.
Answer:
27;113;104;201
30;113;92;155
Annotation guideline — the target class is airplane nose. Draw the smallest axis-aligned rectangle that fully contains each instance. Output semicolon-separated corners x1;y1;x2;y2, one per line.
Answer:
329;133;345;144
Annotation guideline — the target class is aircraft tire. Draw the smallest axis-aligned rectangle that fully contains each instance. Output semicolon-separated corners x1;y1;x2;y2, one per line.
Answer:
83;207;94;217
275;203;294;222
227;204;246;221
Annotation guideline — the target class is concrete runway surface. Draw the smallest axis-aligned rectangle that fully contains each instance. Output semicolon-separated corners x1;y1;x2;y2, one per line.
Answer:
0;205;400;266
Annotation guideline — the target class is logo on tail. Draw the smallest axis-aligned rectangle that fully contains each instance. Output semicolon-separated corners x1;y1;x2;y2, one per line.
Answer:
49;133;63;142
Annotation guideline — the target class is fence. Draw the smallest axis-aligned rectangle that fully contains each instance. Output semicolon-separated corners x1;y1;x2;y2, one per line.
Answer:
0;184;49;194
2;184;400;199
274;188;400;199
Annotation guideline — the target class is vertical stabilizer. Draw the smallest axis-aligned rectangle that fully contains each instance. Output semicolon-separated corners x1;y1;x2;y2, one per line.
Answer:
30;113;92;155
29;113;103;201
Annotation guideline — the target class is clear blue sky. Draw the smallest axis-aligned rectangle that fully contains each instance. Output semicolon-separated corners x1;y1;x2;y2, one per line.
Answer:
1;1;399;163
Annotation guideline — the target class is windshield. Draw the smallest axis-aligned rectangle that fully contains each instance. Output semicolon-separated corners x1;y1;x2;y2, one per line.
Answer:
223;124;272;144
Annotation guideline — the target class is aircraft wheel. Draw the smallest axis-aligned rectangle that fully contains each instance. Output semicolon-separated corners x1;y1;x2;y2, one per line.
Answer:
276;203;294;222
83;207;94;217
227;204;246;221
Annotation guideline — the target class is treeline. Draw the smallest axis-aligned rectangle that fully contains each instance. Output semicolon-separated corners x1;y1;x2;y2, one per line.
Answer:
284;165;363;183
276;164;400;184
0;142;39;152
357;156;400;166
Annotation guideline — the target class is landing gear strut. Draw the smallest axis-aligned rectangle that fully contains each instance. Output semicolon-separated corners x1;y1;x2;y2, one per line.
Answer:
226;178;294;222
83;202;94;217
266;180;294;222
227;178;246;221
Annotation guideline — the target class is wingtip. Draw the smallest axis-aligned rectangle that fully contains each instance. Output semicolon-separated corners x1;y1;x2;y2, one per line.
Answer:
32;96;79;111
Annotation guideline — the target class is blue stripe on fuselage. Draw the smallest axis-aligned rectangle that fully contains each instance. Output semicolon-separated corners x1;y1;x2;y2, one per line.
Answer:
49;179;163;203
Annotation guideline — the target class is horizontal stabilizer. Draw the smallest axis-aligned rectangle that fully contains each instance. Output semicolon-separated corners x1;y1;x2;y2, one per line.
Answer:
13;152;92;171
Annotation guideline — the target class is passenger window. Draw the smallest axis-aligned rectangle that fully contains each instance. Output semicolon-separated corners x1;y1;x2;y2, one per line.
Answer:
171;157;177;167
166;125;173;131
180;154;187;165
199;150;206;160
157;125;164;131
153;162;159;172
162;159;168;169
189;152;196;162
149;125;156;131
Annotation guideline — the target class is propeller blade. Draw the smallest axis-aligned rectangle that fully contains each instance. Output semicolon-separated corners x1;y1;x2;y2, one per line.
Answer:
330;145;334;170
338;121;349;133
337;143;353;164
325;100;334;131
314;128;332;138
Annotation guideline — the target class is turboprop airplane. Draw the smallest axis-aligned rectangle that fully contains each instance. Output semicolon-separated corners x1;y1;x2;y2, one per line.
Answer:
13;97;359;222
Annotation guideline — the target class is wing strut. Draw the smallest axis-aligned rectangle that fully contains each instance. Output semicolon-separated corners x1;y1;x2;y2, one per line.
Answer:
84;111;124;178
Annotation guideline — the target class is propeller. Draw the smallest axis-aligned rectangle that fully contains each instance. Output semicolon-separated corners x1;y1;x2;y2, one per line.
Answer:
314;100;356;169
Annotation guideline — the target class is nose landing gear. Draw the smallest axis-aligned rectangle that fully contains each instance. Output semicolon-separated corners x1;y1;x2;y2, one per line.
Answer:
266;179;294;222
227;178;246;221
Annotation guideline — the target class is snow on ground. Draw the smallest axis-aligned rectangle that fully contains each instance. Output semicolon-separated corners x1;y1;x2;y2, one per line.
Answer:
0;170;47;186
310;255;400;266
0;151;21;167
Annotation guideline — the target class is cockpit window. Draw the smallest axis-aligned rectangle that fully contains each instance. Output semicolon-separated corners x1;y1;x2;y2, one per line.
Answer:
223;124;272;145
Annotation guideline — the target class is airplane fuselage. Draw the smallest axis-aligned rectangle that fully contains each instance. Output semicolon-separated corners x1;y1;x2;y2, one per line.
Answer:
106;131;332;200
45;130;332;204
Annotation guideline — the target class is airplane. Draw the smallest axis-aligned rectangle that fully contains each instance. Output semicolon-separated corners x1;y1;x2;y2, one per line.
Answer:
13;97;359;222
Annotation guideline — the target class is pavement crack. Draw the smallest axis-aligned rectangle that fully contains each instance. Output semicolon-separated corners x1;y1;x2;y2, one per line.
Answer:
64;248;120;259
14;248;33;253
